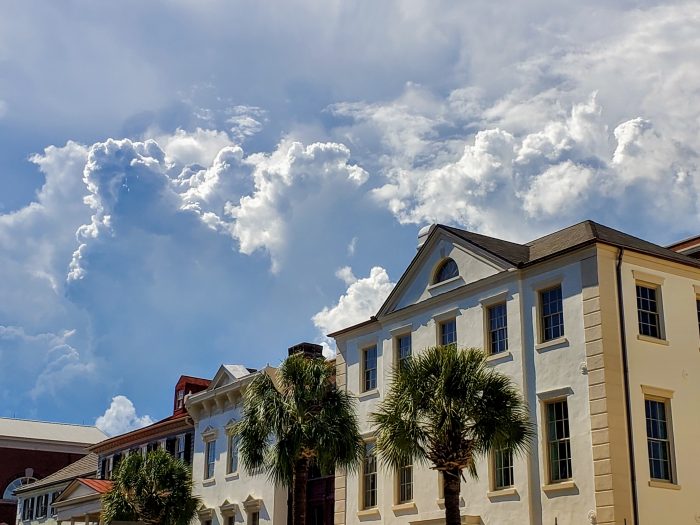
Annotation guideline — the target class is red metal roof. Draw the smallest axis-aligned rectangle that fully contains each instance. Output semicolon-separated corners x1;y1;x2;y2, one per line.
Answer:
78;478;113;494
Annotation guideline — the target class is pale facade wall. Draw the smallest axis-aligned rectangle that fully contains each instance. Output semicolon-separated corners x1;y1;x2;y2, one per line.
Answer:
337;242;599;525
190;390;287;525
613;249;700;525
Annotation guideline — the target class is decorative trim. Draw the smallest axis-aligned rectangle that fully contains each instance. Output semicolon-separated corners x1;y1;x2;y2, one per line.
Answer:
356;508;381;518
529;274;564;291
242;495;263;512
535;337;569;352
537;386;574;401
197;507;214;521
391;502;417;513
224;419;238;434
389;323;414;336
485;350;512;364
648;480;681;490
632;270;665;285
432;307;461;322
220;500;239;516
358;389;380;401
636;334;669;346
641;385;674;399
479;290;509;306
427;275;463;293
201;426;218;441
542;480;577;493
487;487;518;499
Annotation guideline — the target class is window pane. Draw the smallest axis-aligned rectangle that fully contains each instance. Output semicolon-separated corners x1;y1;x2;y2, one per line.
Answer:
363;346;377;391
228;435;239;473
363;442;377;509
488;303;508;354
540;286;564;341
546;400;572;482
441;319;457;345
398;459;413;503
494;448;514;489
397;334;412;365
636;285;661;338
645;399;673;481
435;259;458;283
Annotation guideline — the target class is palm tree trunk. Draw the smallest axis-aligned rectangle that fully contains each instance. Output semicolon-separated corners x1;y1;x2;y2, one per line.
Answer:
442;468;461;525
292;456;310;525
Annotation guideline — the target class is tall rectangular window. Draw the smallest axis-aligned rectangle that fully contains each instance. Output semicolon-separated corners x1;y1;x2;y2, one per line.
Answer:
440;319;457;346
396;334;412;366
363;442;377;509
227;434;240;474
493;448;514;489
36;494;47;518
249;512;260;525
205;440;216;479
488;303;508;354
398;459;413;503
540;286;564;341
363;345;377;391
637;284;661;338
546;400;572;482
645;398;673;482
176;435;186;461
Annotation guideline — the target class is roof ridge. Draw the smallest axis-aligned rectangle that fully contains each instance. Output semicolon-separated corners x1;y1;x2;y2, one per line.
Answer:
0;416;100;429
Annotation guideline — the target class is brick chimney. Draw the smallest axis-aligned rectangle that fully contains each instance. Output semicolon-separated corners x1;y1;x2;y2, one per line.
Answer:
288;342;324;359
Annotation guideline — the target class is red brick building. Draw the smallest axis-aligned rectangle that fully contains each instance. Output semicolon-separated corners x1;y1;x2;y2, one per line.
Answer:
0;419;105;525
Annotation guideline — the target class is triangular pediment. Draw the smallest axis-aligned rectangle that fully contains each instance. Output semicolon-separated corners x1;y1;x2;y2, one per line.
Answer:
207;364;251;391
378;226;514;316
54;480;98;503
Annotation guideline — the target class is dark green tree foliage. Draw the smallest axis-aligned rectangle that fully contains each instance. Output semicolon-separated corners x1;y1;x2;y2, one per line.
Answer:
370;345;533;525
102;448;200;525
237;353;364;525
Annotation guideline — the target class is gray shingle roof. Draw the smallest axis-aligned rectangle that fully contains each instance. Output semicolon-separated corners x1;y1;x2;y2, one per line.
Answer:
14;453;98;494
445;220;700;269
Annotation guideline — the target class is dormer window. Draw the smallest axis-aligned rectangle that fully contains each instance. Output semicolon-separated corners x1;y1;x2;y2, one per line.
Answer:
433;258;458;284
176;389;185;410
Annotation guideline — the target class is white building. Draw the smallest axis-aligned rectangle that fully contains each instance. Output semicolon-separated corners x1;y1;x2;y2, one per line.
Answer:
186;364;288;525
330;221;700;525
13;455;98;525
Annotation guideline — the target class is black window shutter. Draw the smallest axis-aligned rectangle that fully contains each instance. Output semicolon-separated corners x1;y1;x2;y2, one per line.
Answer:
100;458;107;479
184;432;192;464
166;438;176;455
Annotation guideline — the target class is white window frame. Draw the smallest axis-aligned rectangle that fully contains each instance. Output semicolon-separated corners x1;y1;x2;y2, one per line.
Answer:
360;440;378;510
204;439;216;480
641;385;678;486
361;345;378;392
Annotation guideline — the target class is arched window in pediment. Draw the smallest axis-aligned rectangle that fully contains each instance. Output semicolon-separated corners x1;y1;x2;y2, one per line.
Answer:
433;258;459;284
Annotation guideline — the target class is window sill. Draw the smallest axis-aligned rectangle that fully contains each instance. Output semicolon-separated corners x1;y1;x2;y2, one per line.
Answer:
486;350;512;364
358;389;380;400
427;276;462;292
487;487;518;499
391;502;417;512
224;472;240;481
649;480;681;490
535;337;568;352
542;480;576;493
436;498;445;507
356;508;380;518
202;478;216;487
637;334;669;346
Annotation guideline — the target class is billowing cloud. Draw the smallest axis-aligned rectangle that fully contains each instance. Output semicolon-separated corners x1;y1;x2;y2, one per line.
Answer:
312;266;395;355
95;395;154;436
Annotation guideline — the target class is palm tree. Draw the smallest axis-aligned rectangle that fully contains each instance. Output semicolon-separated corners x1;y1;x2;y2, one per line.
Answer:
102;448;200;525
370;345;533;525
237;352;364;525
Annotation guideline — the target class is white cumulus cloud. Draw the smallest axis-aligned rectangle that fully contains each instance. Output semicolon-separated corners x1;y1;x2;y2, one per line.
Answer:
95;395;154;437
312;266;395;355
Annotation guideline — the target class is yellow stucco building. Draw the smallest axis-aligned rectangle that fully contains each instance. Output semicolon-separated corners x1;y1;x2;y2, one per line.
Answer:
330;221;700;525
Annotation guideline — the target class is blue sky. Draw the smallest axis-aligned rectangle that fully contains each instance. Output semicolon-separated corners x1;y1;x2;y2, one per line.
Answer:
1;0;699;434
